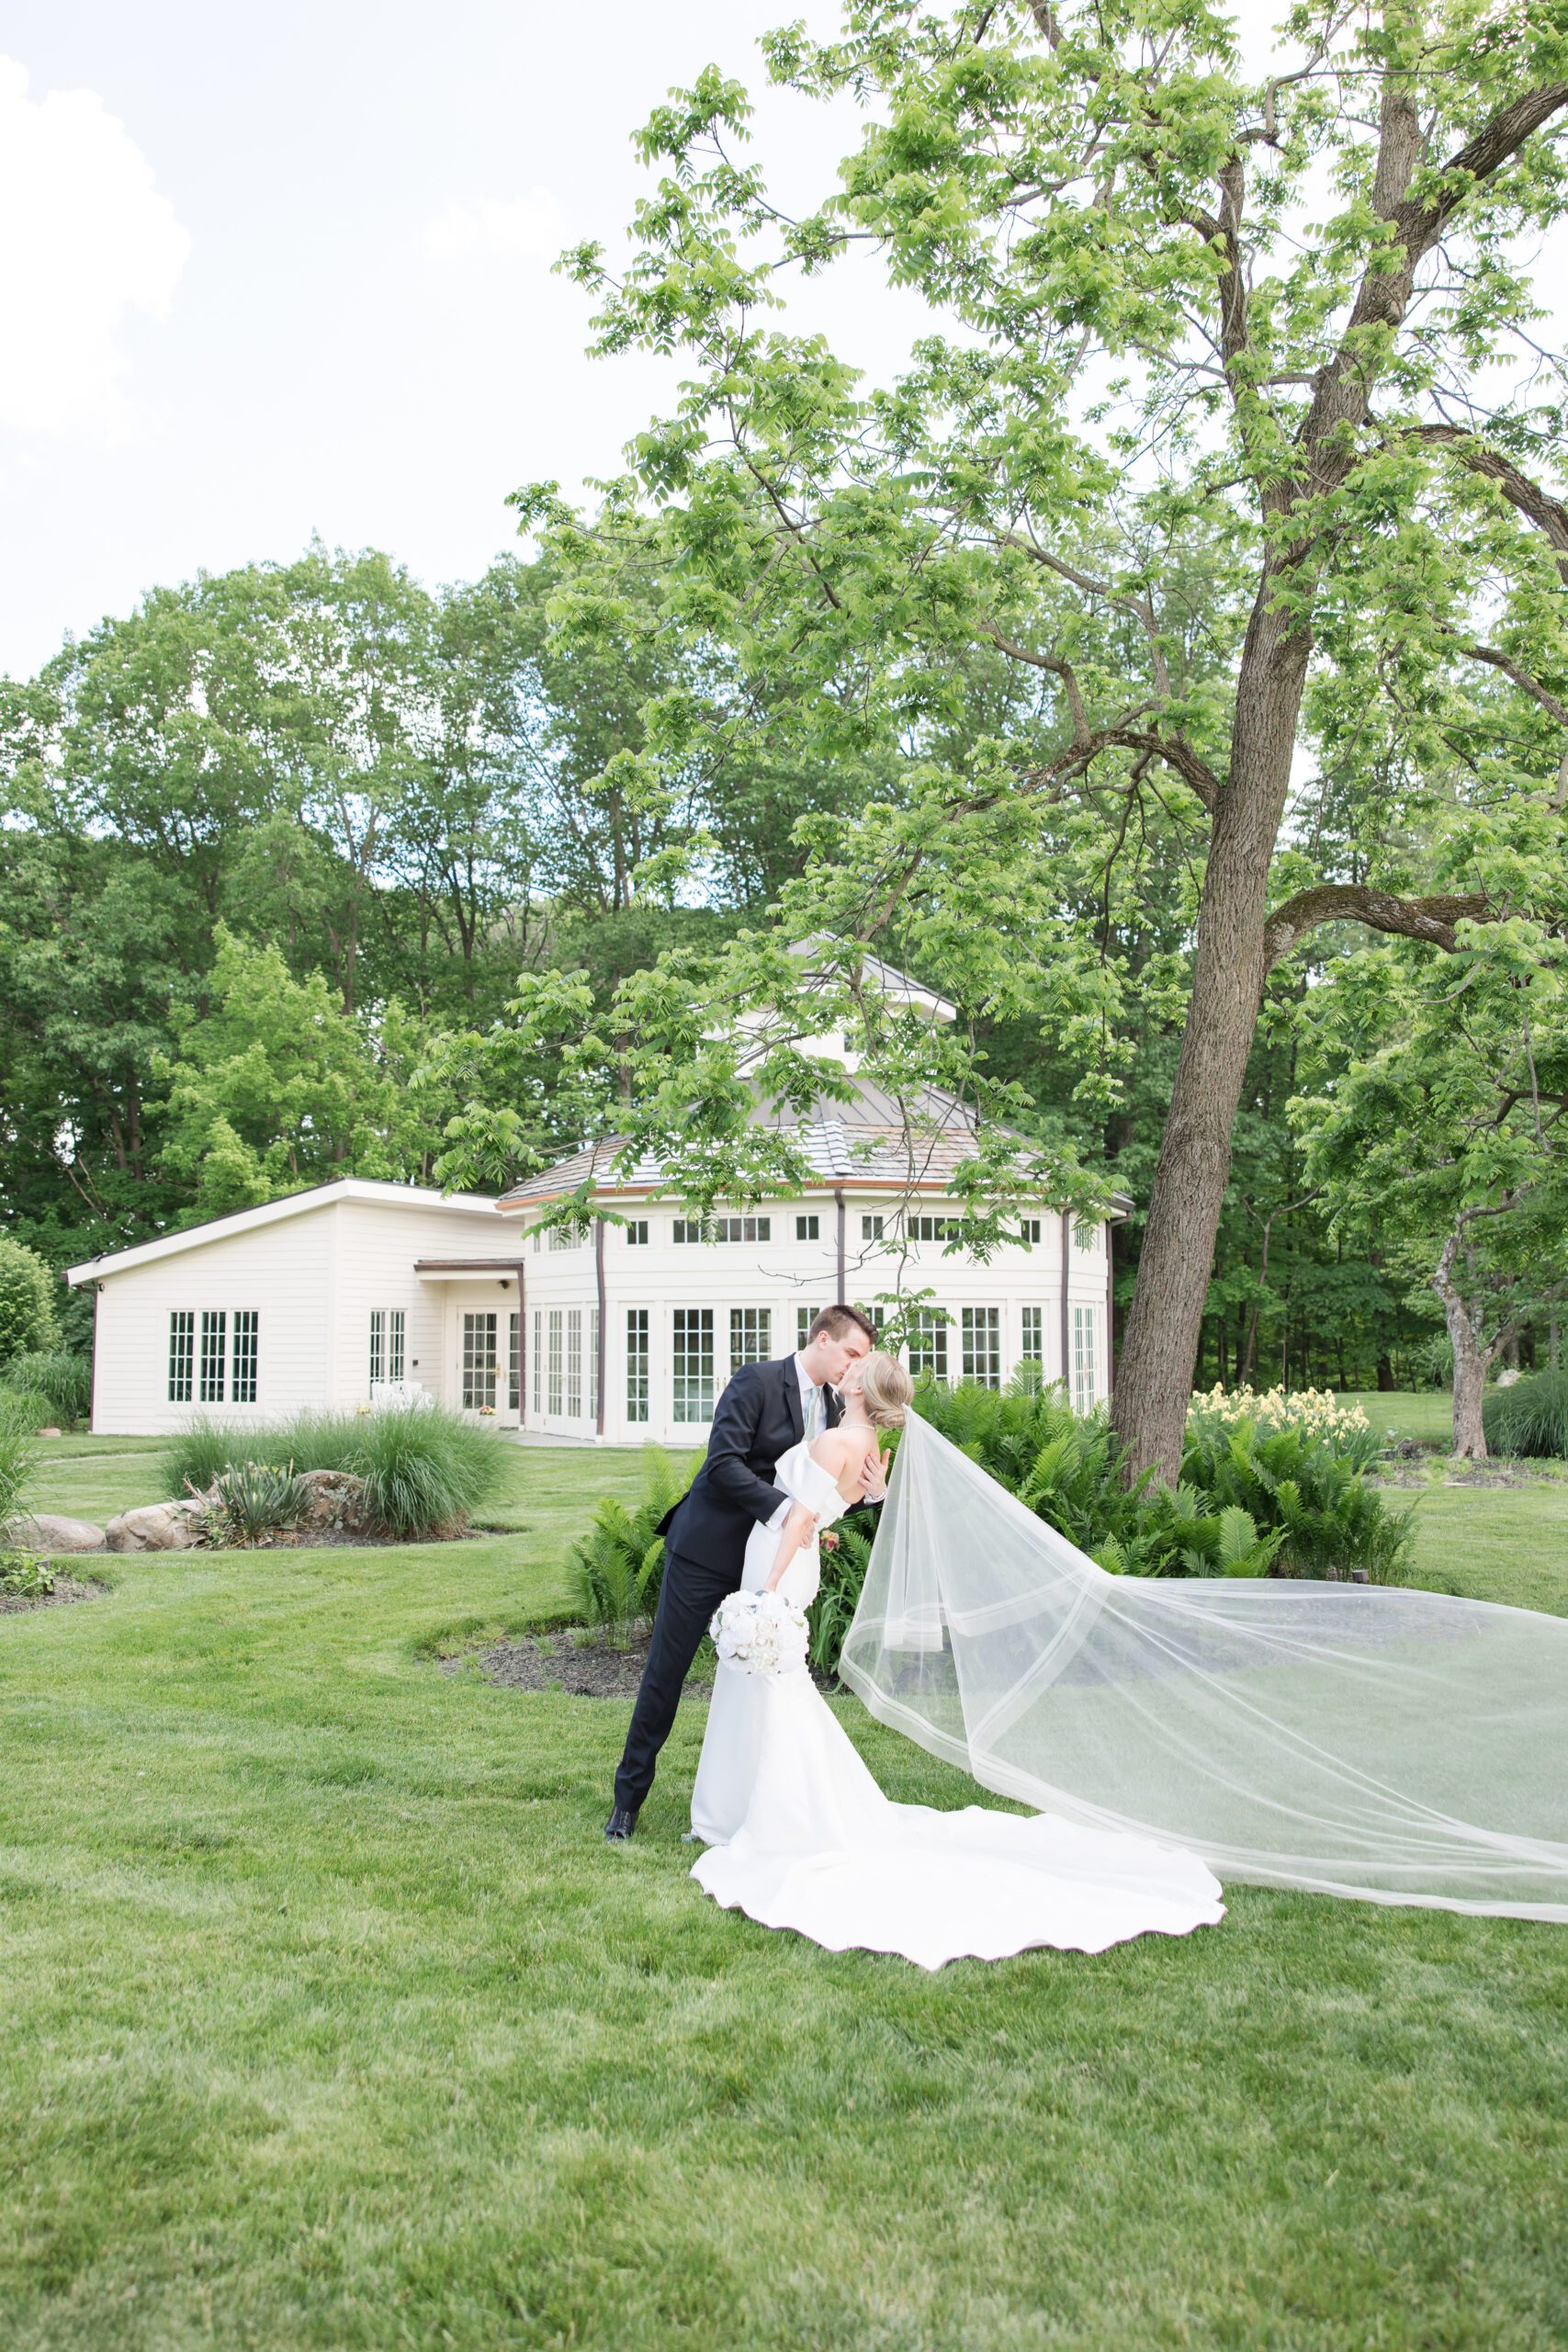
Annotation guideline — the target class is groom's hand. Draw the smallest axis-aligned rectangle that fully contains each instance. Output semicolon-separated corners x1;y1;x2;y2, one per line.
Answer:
858;1453;888;1504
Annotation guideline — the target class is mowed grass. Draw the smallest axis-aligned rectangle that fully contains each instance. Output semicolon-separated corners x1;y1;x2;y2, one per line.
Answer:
1;1454;1565;2347
1340;1388;1456;1446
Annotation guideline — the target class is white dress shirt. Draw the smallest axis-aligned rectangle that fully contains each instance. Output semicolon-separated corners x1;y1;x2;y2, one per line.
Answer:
768;1351;829;1529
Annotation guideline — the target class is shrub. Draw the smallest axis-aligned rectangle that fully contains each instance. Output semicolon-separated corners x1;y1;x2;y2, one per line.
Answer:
163;1404;503;1540
913;1371;1412;1583
571;1447;700;1642
0;1388;55;1438
1178;1414;1416;1583
3;1350;92;1427
345;1406;503;1539
0;1553;56;1598
0;1390;41;1528
807;1515;877;1678
1483;1371;1568;1461
0;1238;60;1367
204;1462;311;1548
1188;1384;1384;1472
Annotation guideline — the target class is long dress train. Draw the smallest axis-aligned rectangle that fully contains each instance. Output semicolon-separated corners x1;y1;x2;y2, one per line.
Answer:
688;1440;1224;1968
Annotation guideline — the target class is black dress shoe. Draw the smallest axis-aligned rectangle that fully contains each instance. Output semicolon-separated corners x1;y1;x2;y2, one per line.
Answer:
604;1804;639;1842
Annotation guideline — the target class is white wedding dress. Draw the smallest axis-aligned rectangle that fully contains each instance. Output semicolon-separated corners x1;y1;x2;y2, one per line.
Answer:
689;1438;1225;1968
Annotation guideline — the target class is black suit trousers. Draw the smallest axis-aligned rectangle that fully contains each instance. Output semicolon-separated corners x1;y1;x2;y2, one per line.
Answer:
614;1543;736;1812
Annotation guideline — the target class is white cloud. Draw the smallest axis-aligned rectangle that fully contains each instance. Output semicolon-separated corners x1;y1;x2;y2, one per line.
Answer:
0;56;190;440
423;189;568;266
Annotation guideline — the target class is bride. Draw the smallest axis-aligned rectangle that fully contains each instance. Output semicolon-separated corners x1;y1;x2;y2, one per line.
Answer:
689;1351;1226;1968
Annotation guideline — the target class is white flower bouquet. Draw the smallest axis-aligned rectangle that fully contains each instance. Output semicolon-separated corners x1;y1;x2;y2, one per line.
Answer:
709;1588;810;1679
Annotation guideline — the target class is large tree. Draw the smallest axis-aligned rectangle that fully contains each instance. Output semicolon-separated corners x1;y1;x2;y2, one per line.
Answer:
1296;919;1568;1454
530;0;1568;1475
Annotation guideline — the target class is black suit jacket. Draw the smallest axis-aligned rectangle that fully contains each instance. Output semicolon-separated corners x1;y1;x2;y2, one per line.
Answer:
658;1353;843;1575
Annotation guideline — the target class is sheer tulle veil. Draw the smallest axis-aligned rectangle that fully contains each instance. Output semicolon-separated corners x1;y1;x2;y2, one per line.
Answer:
840;1414;1568;1921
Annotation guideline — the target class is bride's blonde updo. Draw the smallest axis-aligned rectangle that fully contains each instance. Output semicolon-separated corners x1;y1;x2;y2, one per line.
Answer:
859;1350;914;1430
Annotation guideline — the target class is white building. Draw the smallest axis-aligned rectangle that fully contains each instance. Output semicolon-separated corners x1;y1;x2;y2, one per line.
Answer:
68;1182;523;1438
69;964;1123;1442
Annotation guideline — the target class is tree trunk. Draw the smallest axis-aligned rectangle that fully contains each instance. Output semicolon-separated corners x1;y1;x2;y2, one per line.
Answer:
1432;1213;1493;1460
1111;601;1312;1481
1448;1315;1489;1461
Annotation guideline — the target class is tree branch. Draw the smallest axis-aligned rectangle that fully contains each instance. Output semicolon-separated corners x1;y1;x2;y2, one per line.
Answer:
1027;723;1221;812
1451;637;1568;729
1408;424;1568;585
1262;885;1490;967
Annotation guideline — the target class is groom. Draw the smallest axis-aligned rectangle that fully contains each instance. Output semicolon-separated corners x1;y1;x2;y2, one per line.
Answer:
604;1304;884;1840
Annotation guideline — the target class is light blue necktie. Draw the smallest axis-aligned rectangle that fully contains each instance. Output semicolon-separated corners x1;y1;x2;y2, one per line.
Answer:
805;1383;824;1440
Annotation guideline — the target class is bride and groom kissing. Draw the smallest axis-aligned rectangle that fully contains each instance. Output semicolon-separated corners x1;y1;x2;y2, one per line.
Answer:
605;1303;888;1841
603;1304;1227;1971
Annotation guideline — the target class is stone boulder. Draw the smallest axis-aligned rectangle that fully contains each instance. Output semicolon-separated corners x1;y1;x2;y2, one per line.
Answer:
105;1499;209;1553
293;1470;374;1537
5;1512;107;1555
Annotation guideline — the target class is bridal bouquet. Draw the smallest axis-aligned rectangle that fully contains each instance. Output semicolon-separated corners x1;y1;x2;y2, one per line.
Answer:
710;1589;810;1679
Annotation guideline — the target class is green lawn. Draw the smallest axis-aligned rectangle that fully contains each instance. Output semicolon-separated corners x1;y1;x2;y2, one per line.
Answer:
1340;1388;1456;1446
3;1453;1566;2347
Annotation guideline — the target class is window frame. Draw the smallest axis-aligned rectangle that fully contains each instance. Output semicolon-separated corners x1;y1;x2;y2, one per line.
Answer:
168;1310;195;1405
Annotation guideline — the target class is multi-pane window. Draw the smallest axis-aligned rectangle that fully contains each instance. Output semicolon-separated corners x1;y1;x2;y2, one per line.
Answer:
1074;1305;1098;1413
547;1220;590;1252
508;1312;520;1412
532;1310;542;1417
729;1307;772;1371
1020;1218;1043;1245
567;1308;583;1419
590;1306;601;1420
796;1306;824;1350
370;1307;407;1388
168;1311;195;1404
232;1311;259;1404
462;1311;498;1410
672;1308;716;1422
1021;1306;1044;1363
962;1306;1002;1389
908;1215;960;1242
795;1214;819;1240
673;1216;771;1244
907;1311;949;1380
626;1219;650;1246
626;1308;649;1424
547;1310;564;1415
199;1311;227;1404
861;1214;885;1240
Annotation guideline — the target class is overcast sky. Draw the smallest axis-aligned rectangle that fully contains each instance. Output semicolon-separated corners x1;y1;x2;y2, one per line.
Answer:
1;3;1557;683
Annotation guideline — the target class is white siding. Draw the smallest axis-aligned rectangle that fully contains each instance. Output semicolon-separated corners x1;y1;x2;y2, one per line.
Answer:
90;1216;336;1435
86;1195;516;1435
515;1196;1116;1445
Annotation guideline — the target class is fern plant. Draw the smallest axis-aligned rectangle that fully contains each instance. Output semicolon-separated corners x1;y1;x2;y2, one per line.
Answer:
570;1446;701;1644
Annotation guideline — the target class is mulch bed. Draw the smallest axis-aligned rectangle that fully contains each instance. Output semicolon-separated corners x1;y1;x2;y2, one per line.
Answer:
445;1626;848;1699
0;1574;107;1616
445;1626;693;1698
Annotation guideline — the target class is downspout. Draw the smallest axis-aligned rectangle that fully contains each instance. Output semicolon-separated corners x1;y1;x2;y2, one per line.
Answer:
835;1189;847;1300
1060;1209;1072;1401
90;1280;102;1433
1105;1221;1116;1399
515;1260;528;1427
594;1217;607;1438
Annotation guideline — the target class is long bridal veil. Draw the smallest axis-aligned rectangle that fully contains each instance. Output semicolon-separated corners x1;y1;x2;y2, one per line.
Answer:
840;1414;1568;1921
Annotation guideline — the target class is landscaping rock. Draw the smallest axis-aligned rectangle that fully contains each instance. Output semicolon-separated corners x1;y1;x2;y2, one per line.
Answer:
4;1512;107;1555
105;1500;208;1553
294;1470;374;1536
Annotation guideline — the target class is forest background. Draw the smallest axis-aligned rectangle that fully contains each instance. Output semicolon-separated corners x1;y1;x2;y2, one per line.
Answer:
0;530;1485;1394
4;0;1568;1430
